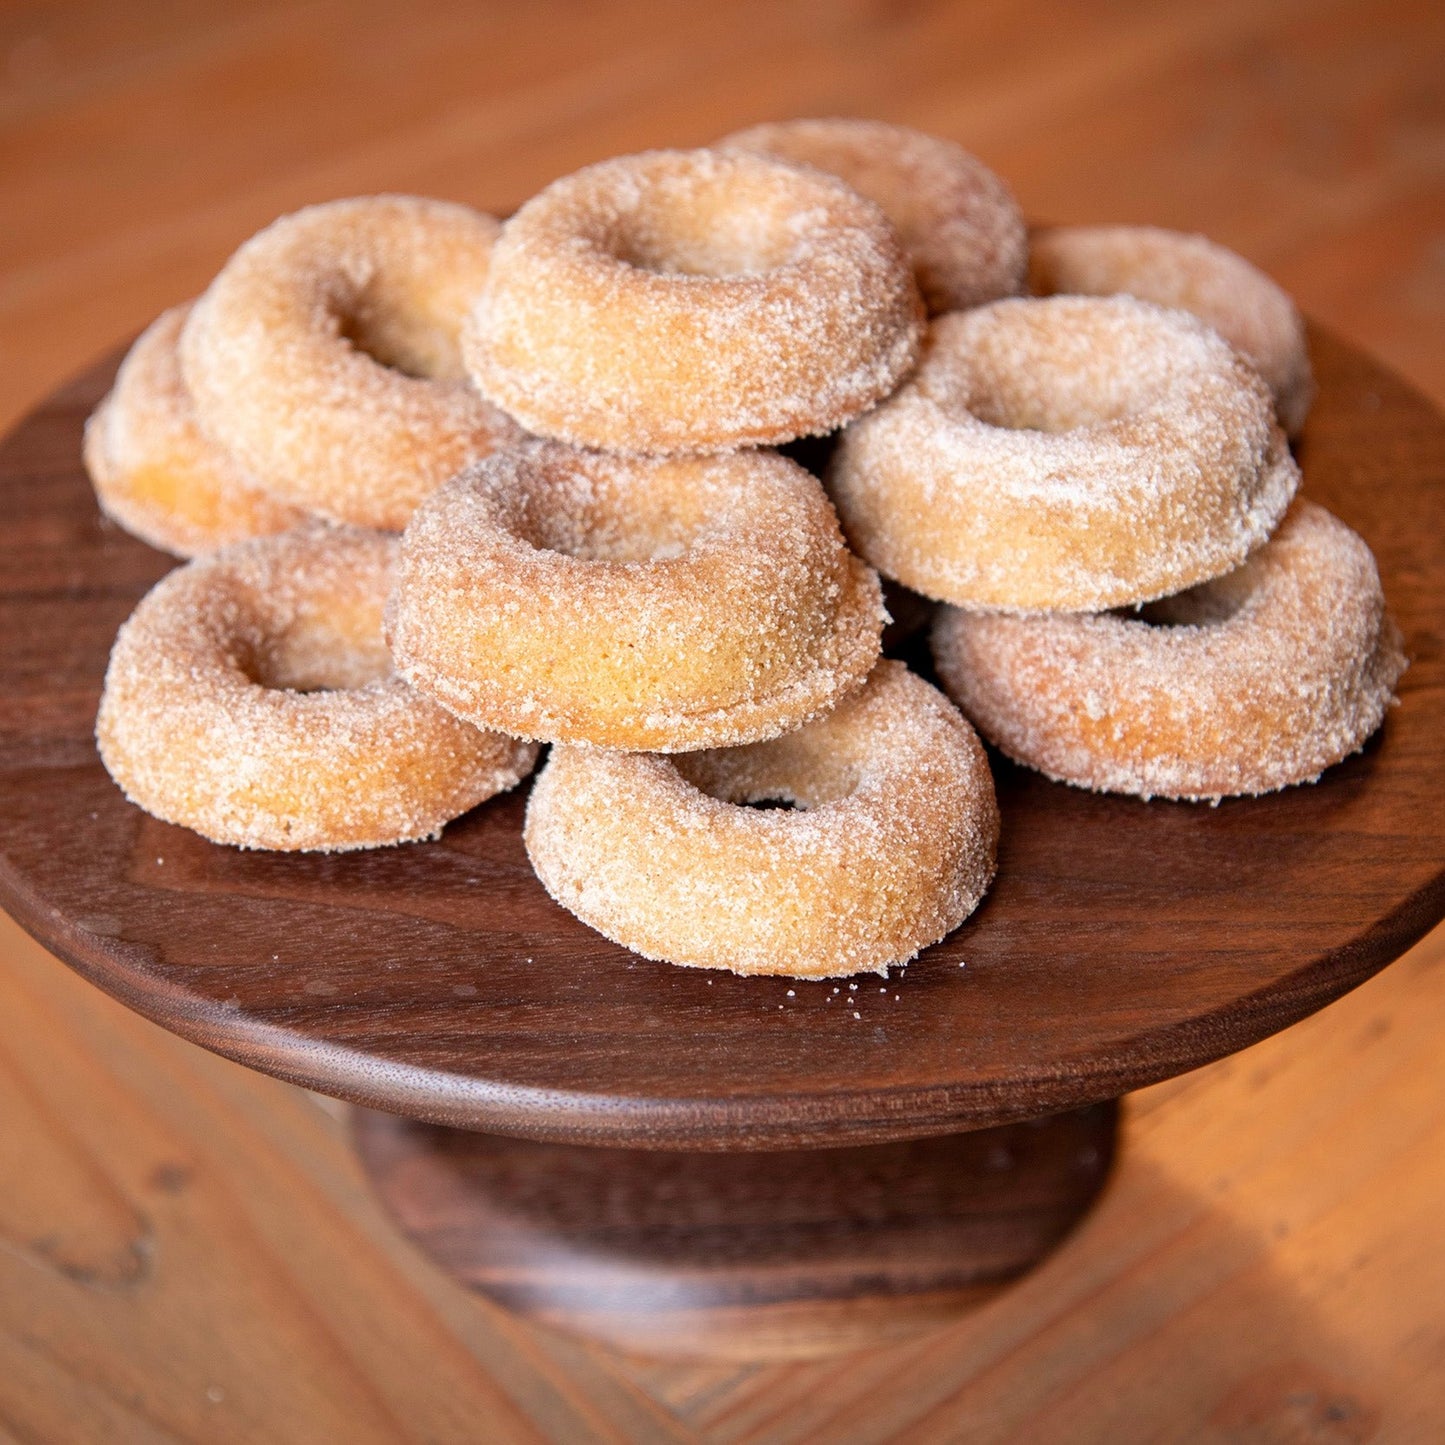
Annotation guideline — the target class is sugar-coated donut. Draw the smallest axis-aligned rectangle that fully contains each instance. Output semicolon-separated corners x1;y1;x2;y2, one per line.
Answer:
84;304;306;557
388;440;884;751
931;501;1406;802
463;148;923;454
525;661;999;977
829;296;1299;612
1030;224;1314;435
181;196;521;532
719;118;1026;313
97;525;537;850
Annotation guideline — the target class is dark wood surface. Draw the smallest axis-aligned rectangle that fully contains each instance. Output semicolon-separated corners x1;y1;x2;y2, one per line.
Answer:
354;1101;1117;1360
0;326;1442;1151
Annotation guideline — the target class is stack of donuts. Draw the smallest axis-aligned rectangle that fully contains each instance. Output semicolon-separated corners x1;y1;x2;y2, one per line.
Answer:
89;119;1407;980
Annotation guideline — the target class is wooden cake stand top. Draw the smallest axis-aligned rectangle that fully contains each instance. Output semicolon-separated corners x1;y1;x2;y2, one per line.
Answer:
1;328;1441;1150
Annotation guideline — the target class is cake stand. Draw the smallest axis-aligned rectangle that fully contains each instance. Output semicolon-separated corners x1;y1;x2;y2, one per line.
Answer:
1;328;1441;1360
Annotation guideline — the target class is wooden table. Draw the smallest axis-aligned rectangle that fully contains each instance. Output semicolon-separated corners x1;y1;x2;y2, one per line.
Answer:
2;2;1443;1439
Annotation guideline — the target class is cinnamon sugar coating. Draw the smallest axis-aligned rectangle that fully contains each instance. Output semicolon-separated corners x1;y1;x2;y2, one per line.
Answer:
828;296;1298;612
1030;224;1314;435
97;525;537;850
181;196;521;532
932;501;1407;801
719;118;1026;313
463;149;923;454
84;304;306;557
388;441;884;751
525;661;999;977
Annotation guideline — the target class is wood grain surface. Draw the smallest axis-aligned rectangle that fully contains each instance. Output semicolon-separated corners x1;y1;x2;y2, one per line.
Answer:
2;328;1443;1155
354;1103;1117;1360
2;0;1444;1438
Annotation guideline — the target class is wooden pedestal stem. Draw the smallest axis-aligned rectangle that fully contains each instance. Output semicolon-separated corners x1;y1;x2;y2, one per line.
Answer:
354;1103;1118;1360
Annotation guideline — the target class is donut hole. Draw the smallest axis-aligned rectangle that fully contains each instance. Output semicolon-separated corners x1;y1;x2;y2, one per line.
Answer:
604;172;812;278
519;505;699;564
922;300;1189;434
335;283;453;378
676;750;861;812
331;273;462;381
338;309;428;379
1133;591;1242;628
244;593;392;693
964;373;1126;434
956;350;1165;433
1128;557;1258;628
503;457;730;564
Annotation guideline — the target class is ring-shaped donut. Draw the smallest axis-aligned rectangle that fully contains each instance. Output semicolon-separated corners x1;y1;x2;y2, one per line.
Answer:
84;304;306;557
463;149;923;454
524;661;999;977
181;196;521;532
388;440;884;751
97;525;537;850
719;117;1026;313
1029;224;1314;435
828;296;1298;612
930;501;1407;801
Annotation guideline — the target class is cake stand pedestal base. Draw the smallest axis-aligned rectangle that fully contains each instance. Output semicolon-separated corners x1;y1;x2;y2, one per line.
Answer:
353;1101;1117;1360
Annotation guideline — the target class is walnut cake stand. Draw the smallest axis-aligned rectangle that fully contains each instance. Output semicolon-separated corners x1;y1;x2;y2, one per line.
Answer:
1;328;1441;1359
